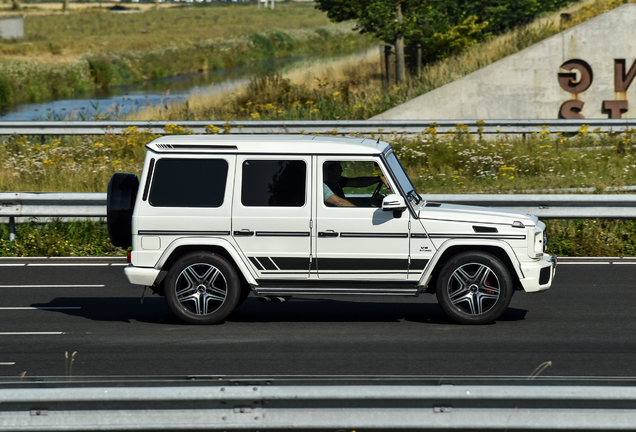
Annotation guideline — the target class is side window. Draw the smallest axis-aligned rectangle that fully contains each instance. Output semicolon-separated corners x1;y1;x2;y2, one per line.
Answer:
322;160;389;208
241;159;307;207
149;158;228;207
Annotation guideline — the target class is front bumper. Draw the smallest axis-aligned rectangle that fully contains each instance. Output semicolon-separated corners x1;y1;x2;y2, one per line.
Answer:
518;254;557;293
124;264;161;287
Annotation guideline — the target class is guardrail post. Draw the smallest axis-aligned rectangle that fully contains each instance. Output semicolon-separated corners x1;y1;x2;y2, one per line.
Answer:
9;216;15;242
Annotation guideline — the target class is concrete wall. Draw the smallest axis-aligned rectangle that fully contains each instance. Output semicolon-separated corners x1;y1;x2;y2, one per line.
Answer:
0;17;24;40
373;4;636;120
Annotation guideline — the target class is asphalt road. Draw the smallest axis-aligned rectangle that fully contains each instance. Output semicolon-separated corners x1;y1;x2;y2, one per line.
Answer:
0;257;634;379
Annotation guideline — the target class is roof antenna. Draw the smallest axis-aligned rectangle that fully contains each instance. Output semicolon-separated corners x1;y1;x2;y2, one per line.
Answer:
376;136;380;144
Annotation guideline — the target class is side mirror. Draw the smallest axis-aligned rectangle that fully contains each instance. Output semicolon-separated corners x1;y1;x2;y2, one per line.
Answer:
382;194;407;213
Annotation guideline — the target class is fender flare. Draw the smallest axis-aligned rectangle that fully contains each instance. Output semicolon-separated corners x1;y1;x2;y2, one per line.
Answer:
418;238;524;288
156;237;258;286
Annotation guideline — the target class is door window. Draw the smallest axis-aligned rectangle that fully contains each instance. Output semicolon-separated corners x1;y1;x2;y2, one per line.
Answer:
322;160;390;208
241;160;307;207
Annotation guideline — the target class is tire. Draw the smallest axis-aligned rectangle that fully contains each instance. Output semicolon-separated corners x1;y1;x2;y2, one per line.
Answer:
106;173;139;248
164;252;240;325
436;251;513;325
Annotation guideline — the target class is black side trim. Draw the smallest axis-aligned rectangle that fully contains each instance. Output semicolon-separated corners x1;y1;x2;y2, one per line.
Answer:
255;232;310;237
256;280;417;289
410;233;429;238
249;257;265;271
319;258;407;271
138;230;230;236
256;257;278;271
425;202;442;207
340;233;408;238
473;225;498;233
271;257;310;271
409;259;429;270
428;234;526;240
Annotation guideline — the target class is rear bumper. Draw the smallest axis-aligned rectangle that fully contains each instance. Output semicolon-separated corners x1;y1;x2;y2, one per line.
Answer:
519;254;557;293
124;264;161;286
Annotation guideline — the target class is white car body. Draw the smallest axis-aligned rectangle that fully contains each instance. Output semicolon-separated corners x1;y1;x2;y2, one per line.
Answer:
110;134;556;325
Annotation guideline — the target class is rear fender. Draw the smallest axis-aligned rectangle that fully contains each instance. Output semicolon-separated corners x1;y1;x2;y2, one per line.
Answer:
157;237;257;286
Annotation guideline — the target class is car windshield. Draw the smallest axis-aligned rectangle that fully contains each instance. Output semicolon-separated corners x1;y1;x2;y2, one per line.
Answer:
385;150;422;205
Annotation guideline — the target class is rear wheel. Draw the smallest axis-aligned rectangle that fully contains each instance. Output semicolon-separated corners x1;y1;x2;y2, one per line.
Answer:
436;251;513;325
164;252;240;324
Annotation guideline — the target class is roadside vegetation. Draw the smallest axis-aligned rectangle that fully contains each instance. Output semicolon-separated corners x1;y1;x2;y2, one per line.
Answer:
2;125;636;257
0;2;376;110
129;0;634;122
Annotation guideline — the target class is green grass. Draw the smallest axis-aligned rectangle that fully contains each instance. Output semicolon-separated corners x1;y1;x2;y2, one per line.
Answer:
2;125;636;257
0;219;124;257
0;3;376;108
2;3;337;57
140;0;634;122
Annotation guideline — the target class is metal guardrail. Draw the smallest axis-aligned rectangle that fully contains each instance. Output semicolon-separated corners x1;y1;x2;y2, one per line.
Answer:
0;193;105;241
2;192;636;241
0;119;635;135
1;382;636;431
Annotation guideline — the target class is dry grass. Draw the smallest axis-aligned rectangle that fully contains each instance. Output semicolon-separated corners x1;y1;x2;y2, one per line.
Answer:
125;0;636;122
0;2;338;63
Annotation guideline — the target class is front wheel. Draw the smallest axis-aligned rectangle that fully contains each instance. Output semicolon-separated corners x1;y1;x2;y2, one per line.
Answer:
436;251;513;325
164;252;240;324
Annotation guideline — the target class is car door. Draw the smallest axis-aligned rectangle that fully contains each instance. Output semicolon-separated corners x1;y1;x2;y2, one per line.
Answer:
232;155;313;281
314;156;410;281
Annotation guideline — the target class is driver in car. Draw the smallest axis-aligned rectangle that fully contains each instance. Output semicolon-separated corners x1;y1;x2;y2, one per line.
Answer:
323;161;388;207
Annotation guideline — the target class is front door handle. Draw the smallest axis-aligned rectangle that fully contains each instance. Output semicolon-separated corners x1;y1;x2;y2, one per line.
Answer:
234;229;254;237
318;230;339;238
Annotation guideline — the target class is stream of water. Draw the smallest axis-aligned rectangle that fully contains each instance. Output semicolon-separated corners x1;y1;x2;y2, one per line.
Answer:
0;56;302;121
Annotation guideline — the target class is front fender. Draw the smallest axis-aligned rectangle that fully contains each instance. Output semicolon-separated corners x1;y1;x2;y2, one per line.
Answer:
417;238;524;288
157;237;258;286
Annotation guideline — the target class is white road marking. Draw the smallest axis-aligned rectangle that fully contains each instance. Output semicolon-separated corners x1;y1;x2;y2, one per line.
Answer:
0;285;104;288
0;332;64;335
0;307;81;310
0;362;16;366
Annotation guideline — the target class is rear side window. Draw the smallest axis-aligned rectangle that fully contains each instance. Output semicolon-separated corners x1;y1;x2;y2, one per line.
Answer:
149;158;228;207
241;159;306;207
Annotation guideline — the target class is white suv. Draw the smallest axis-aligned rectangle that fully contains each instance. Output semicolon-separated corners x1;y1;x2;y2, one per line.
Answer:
107;135;556;325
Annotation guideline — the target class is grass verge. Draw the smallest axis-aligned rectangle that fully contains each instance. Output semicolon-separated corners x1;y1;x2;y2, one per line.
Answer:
2;125;636;256
0;3;376;110
127;0;635;122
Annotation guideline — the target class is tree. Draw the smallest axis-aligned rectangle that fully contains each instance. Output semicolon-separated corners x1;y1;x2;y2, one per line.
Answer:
316;0;427;83
317;0;579;73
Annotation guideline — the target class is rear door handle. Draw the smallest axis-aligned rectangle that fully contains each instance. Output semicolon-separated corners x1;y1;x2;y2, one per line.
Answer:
234;229;254;236
318;230;339;238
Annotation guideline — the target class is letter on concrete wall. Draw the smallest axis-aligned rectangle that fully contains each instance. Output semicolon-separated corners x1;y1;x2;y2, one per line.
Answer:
559;100;585;119
602;100;628;119
614;59;636;92
558;60;593;93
